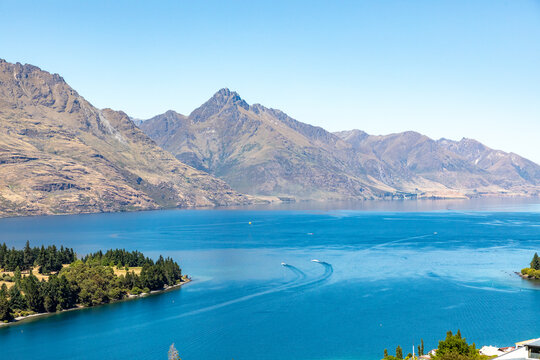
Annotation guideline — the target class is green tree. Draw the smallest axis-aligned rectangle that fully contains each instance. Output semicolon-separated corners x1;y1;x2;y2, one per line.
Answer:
0;243;7;270
61;260;116;306
23;240;33;271
384;349;389;358
531;253;540;270
14;266;21;286
434;330;478;360
0;291;13;321
421;339;425;356
20;274;44;312
8;285;26;311
396;345;403;360
0;283;7;298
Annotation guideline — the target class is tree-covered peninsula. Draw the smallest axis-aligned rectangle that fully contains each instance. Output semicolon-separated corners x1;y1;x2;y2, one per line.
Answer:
0;242;188;323
520;252;540;279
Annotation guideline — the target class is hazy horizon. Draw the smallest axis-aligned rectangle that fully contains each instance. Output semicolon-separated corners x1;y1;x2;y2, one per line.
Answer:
1;0;539;163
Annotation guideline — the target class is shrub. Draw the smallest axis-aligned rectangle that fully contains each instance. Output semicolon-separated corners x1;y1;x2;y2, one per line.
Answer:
130;286;143;295
108;287;125;300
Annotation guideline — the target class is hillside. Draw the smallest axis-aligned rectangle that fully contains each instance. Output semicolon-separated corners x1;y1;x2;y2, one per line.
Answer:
0;61;252;217
336;130;540;197
140;89;540;200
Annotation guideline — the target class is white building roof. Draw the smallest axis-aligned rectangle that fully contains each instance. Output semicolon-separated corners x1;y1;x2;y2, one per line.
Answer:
494;346;528;360
480;346;504;357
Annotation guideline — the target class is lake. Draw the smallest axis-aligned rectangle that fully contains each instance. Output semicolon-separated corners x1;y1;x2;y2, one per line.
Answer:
0;199;539;360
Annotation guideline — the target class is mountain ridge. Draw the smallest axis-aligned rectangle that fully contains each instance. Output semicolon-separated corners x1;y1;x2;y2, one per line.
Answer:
1;56;537;219
140;88;540;200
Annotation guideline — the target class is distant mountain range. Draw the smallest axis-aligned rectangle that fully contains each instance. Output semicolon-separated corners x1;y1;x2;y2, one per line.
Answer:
0;60;538;218
0;60;252;217
140;88;540;201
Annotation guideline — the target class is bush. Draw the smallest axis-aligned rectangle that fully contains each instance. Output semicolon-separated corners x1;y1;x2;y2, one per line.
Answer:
130;286;143;295
108;287;125;300
433;330;478;360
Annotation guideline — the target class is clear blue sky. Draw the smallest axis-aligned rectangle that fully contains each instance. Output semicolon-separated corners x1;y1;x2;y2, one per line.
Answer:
1;0;539;163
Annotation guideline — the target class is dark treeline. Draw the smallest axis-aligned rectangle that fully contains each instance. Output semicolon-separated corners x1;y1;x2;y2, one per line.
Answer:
82;249;150;267
0;244;185;322
0;241;75;273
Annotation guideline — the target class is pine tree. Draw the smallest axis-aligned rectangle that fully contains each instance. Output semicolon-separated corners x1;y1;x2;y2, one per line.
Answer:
14;266;21;286
456;329;462;338
531;253;540;270
384;349;389;358
0;291;13;321
396;345;403;360
168;343;181;360
23;240;33;271
21;274;44;312
9;285;26;311
0;243;7;269
420;339;424;356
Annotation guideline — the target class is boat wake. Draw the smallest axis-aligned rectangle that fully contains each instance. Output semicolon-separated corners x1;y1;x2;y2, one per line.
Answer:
162;261;332;321
282;264;307;282
368;233;434;251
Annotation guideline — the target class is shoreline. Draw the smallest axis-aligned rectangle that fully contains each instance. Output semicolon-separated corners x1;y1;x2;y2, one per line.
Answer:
1;196;539;220
517;272;540;281
0;278;192;328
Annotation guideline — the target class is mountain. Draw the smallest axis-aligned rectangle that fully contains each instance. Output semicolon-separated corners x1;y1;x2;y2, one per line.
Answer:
335;130;540;197
0;61;252;217
140;88;540;200
140;89;397;200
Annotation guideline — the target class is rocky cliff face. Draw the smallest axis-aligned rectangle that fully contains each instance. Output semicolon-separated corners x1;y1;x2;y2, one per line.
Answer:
141;88;540;200
0;61;252;217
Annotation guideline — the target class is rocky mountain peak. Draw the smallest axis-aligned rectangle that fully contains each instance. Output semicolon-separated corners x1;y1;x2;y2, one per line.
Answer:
0;59;79;114
0;59;66;86
189;88;249;122
161;109;185;120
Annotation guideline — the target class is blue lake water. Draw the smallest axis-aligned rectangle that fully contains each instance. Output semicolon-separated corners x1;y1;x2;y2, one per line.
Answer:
0;200;539;360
